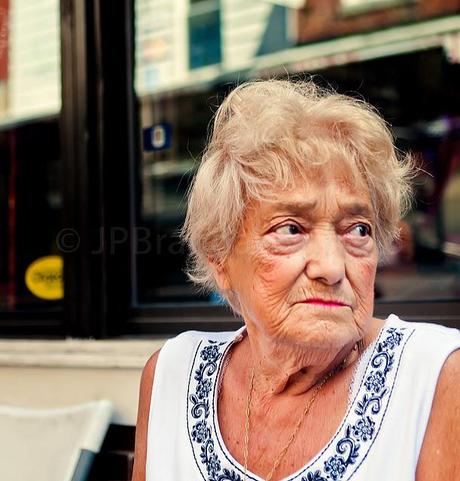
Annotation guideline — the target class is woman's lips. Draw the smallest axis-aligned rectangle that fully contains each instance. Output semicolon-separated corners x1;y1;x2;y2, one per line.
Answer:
300;298;350;307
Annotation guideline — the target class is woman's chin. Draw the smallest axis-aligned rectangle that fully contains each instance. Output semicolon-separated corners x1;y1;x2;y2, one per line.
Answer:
284;314;362;351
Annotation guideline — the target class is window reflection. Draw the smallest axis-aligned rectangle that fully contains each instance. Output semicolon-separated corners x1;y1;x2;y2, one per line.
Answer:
0;0;62;312
134;1;460;306
376;116;460;301
0;119;62;311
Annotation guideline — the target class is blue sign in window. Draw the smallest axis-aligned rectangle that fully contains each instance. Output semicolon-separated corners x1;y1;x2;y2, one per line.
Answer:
143;123;172;151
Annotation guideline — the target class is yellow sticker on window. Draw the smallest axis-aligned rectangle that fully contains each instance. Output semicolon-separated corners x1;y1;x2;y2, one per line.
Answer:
25;256;64;300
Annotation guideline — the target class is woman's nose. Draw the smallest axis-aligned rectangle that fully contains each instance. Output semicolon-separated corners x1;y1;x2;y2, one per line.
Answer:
304;231;346;286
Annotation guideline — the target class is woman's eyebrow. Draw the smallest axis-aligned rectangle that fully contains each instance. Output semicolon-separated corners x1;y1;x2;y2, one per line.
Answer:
268;201;317;214
267;201;373;218
338;203;375;219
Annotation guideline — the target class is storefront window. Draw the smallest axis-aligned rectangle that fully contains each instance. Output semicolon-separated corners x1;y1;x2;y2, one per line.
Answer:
0;0;62;312
189;0;221;69
134;1;460;308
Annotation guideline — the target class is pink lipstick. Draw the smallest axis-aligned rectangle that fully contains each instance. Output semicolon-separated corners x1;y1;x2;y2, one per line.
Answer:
301;298;350;307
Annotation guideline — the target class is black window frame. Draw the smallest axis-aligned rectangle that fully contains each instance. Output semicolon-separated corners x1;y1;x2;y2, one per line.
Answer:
0;0;459;338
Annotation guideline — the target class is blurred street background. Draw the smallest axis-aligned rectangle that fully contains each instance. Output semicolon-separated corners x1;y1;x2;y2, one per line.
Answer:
0;1;459;479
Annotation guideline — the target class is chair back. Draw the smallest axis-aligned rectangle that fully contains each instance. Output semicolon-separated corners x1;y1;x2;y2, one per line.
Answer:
0;399;113;481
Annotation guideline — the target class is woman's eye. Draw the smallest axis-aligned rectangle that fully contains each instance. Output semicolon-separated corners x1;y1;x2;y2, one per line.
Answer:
274;224;301;236
349;224;371;237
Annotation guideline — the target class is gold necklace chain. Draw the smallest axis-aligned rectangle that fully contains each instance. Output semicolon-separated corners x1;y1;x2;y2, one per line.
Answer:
242;361;345;481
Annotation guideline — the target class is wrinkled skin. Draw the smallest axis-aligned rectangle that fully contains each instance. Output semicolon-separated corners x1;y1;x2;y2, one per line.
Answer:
213;168;381;396
133;169;460;481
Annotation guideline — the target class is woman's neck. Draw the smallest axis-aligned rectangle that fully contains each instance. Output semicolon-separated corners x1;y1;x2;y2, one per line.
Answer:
240;317;384;398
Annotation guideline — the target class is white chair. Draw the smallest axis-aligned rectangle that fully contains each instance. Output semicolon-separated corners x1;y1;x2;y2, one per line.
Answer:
0;399;113;481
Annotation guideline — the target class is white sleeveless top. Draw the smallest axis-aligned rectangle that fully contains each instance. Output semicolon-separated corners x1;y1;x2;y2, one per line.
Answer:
146;315;460;481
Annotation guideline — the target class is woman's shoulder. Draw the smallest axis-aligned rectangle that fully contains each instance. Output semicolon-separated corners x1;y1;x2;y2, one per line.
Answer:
387;314;460;346
132;327;243;480
151;327;243;376
384;314;460;380
168;327;242;343
161;327;243;355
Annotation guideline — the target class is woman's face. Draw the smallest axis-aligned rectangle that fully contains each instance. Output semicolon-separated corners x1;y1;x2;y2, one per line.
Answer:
217;168;379;352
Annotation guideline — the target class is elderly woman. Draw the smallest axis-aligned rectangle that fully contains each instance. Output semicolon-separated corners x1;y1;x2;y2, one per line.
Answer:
132;80;460;481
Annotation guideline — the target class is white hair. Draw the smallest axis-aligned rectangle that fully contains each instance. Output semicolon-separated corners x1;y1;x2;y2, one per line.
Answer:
181;79;414;302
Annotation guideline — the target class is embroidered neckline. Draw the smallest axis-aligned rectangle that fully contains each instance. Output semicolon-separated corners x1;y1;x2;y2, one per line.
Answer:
187;317;413;481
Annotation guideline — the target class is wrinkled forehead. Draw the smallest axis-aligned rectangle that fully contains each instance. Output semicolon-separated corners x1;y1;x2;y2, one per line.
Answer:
255;160;371;206
239;164;374;233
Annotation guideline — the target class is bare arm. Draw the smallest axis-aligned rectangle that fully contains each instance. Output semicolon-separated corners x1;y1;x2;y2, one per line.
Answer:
131;350;160;481
416;348;460;481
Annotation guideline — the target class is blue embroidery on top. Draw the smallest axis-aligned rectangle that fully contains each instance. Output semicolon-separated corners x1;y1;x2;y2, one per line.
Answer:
298;326;407;481
305;471;327;481
187;326;409;481
189;339;243;481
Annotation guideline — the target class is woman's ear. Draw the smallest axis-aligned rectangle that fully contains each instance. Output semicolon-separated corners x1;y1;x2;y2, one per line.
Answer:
208;259;232;291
